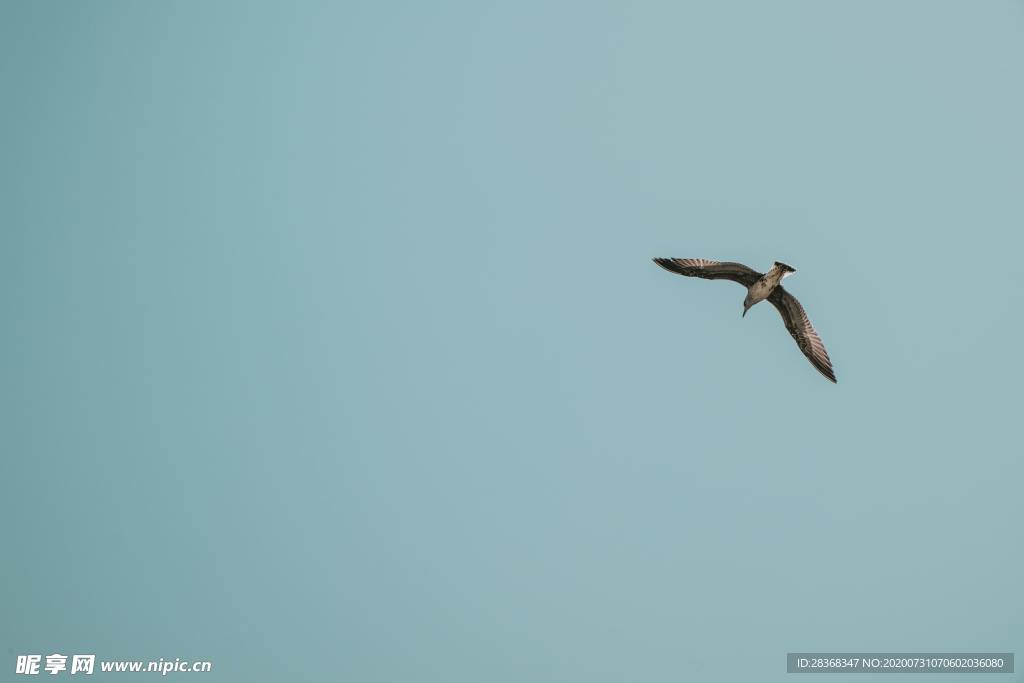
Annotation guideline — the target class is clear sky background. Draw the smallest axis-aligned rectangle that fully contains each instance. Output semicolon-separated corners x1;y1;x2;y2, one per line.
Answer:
3;1;1023;681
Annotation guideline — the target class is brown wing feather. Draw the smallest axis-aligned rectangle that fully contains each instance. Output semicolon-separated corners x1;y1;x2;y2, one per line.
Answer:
767;285;837;383
652;258;761;287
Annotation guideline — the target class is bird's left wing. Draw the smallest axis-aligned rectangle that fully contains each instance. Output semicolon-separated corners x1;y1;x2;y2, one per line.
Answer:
652;258;761;287
767;286;837;383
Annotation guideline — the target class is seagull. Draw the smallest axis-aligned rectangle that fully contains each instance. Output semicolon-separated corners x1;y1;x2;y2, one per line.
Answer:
653;258;837;383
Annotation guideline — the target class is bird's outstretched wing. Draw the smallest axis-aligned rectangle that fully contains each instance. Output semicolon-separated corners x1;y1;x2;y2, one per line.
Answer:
767;286;837;383
652;258;761;287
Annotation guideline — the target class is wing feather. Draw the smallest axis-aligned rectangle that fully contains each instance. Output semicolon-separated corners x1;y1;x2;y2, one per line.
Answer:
652;258;761;287
767;286;837;383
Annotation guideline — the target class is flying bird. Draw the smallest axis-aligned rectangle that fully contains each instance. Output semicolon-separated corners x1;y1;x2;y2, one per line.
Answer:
653;258;837;383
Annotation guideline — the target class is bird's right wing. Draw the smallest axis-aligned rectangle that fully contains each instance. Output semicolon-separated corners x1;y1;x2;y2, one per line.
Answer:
767;285;837;383
653;258;762;287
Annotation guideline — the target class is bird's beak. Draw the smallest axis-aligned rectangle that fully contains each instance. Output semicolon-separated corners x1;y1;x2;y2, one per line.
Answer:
742;307;748;318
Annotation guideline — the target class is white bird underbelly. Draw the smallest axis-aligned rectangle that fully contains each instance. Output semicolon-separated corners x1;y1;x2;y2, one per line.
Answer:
746;263;794;305
746;278;775;304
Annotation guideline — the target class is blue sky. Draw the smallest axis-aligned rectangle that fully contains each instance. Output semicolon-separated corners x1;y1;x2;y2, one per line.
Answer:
4;1;1023;680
